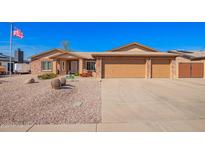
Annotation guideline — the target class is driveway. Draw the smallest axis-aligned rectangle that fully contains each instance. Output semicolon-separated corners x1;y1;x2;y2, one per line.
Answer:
100;78;205;131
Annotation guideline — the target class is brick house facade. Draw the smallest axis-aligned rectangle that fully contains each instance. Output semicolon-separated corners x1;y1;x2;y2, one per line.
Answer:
31;42;205;79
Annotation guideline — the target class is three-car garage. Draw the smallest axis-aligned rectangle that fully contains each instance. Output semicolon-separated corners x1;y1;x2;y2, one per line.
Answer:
91;42;205;79
101;58;204;79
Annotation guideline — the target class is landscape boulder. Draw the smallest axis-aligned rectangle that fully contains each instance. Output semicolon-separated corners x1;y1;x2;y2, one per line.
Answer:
25;78;35;84
60;77;66;86
51;79;61;89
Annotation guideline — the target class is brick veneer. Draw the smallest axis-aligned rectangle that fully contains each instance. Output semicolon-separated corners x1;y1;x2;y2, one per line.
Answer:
170;59;176;79
31;58;54;74
146;58;151;79
31;55;178;79
95;58;102;78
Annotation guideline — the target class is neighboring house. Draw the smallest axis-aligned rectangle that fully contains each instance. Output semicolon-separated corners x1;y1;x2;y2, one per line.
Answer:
31;42;179;79
168;50;205;78
0;52;15;74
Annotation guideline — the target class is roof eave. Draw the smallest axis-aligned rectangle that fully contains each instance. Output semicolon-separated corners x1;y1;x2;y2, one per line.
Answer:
92;54;178;57
190;56;205;60
31;48;66;60
49;52;92;59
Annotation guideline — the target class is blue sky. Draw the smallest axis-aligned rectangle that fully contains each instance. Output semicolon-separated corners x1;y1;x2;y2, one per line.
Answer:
0;22;205;58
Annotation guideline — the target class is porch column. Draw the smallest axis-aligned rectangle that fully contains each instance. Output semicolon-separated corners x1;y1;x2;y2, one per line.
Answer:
146;58;151;79
79;59;83;74
96;58;102;78
56;60;60;74
52;60;57;74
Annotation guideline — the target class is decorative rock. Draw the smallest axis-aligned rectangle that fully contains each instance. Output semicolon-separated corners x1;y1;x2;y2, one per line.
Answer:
51;79;61;89
60;77;66;86
25;78;35;84
72;101;83;107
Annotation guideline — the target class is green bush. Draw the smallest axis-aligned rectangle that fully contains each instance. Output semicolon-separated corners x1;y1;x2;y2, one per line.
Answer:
66;74;75;80
38;73;57;80
74;72;79;76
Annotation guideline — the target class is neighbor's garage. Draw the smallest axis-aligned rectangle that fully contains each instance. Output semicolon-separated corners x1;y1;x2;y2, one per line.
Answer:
103;58;146;78
151;59;171;78
179;63;204;78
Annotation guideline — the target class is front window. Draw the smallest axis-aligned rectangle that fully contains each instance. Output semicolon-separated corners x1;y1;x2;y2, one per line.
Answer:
42;61;52;71
86;61;95;71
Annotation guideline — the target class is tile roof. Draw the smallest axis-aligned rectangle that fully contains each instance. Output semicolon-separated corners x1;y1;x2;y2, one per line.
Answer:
168;50;205;60
31;49;66;59
70;52;96;59
50;50;178;59
49;51;96;59
32;46;177;60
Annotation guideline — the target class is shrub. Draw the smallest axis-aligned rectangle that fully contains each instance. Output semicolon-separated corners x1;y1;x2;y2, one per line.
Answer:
66;74;75;80
74;72;79;76
80;72;92;77
38;73;57;80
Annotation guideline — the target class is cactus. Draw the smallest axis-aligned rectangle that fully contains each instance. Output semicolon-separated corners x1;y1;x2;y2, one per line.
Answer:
51;79;61;89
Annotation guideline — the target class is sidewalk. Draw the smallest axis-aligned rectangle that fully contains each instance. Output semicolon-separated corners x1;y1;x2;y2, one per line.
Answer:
1;119;205;132
0;122;162;132
0;124;97;132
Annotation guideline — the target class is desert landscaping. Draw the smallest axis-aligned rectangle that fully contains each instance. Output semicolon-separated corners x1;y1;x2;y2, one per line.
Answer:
1;74;205;131
0;75;101;125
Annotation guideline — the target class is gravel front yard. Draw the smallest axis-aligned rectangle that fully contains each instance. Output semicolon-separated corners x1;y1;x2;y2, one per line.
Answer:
0;75;101;125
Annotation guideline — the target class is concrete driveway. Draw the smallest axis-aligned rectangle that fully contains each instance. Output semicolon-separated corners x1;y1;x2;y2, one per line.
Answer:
100;78;205;131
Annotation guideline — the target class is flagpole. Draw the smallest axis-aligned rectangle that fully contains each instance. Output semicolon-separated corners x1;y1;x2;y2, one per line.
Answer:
9;23;13;76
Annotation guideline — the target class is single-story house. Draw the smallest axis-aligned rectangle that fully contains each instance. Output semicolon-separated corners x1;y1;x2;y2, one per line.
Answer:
168;50;205;78
31;42;182;79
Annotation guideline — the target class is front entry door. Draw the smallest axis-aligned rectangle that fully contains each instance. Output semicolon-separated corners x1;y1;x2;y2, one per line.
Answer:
70;61;78;73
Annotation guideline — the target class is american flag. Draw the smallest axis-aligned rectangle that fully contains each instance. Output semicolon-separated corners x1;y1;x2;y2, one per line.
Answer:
13;27;24;39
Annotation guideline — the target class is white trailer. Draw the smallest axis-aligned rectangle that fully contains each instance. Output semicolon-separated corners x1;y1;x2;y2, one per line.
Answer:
14;63;31;74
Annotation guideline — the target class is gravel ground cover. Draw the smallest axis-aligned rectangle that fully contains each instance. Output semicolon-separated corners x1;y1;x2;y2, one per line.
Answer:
0;75;101;125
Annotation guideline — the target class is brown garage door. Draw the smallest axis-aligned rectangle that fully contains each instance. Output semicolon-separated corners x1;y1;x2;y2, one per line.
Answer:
151;59;170;78
103;59;146;78
178;63;191;78
191;63;204;78
179;63;204;78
